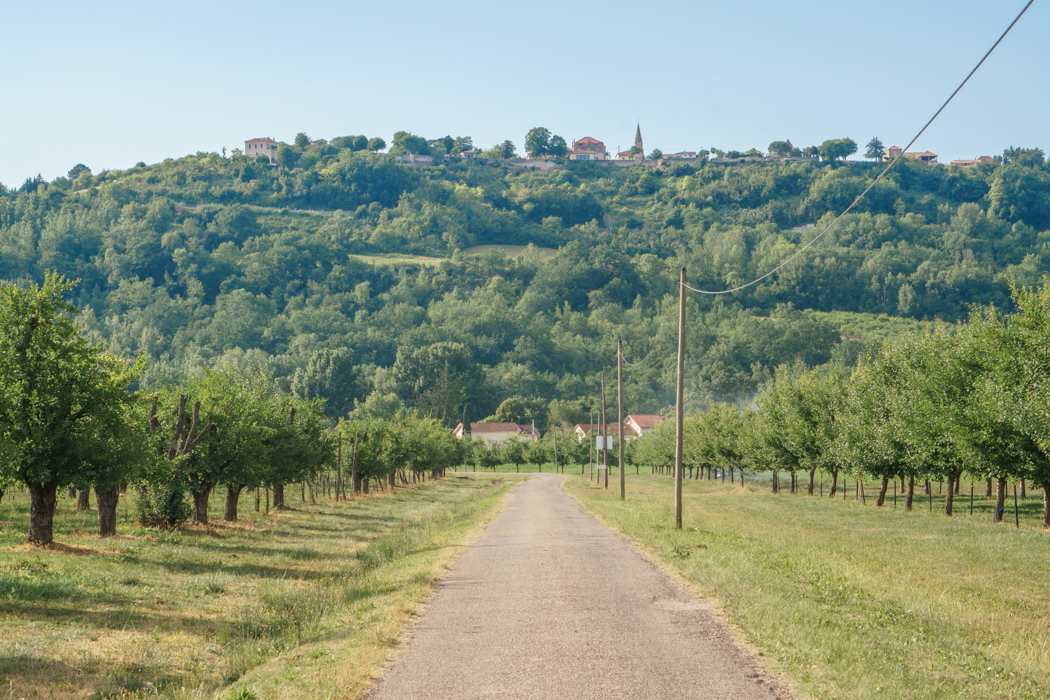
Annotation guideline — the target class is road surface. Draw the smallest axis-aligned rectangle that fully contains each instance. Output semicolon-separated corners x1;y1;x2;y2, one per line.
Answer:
369;474;785;699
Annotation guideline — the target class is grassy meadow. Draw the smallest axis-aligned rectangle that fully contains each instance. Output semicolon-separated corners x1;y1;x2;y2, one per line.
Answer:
0;475;518;699
564;472;1050;700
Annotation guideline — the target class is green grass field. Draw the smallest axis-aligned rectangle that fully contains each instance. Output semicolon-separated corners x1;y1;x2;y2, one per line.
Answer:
346;253;444;267
461;244;558;260
563;472;1050;700
0;476;517;699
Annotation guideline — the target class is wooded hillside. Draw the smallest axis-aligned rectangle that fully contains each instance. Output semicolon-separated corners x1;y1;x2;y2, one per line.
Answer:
3;142;1048;424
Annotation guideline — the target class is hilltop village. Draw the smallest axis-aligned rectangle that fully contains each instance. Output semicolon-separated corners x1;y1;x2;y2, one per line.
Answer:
242;125;992;169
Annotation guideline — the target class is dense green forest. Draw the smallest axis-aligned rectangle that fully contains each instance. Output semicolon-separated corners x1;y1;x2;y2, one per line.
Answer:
3;137;1048;425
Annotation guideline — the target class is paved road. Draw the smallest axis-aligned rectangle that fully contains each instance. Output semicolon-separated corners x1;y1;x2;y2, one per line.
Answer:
369;474;784;699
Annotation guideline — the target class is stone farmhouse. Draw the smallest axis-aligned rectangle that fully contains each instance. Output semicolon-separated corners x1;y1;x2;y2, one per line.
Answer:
244;137;278;164
886;145;938;166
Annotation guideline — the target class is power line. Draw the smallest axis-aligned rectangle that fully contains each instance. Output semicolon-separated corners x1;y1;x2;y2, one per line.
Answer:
617;346;651;367
683;0;1035;296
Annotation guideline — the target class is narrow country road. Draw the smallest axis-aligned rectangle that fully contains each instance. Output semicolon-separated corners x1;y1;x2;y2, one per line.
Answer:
369;474;785;699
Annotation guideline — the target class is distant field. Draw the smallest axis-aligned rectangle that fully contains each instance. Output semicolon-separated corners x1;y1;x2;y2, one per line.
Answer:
462;244;558;260
565;473;1050;700
348;253;444;266
0;477;515;699
808;309;930;342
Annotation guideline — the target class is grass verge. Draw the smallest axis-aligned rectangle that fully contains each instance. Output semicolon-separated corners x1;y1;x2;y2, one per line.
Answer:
563;473;1050;700
0;475;518;699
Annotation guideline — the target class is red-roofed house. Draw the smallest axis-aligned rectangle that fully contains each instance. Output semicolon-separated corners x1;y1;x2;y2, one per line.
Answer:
574;414;664;442
455;422;539;444
570;137;609;161
625;414;663;437
886;146;939;166
244;137;278;164
903;150;939;166
574;423;630;441
951;156;995;167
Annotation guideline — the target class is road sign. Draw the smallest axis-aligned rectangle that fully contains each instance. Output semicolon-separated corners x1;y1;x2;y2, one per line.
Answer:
597;464;607;470
595;436;615;450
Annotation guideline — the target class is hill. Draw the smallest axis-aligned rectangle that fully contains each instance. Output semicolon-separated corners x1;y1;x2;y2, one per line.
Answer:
2;142;1048;425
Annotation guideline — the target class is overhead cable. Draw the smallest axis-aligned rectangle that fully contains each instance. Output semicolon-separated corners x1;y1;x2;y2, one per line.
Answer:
683;0;1034;296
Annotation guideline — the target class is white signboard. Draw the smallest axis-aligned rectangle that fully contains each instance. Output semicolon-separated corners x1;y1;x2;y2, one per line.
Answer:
597;464;608;470
595;436;615;450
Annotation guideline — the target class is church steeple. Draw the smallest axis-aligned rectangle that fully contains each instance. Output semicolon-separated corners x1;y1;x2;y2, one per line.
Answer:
634;122;643;152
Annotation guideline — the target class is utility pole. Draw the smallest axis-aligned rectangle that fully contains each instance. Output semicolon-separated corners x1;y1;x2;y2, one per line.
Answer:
618;339;625;500
552;426;559;473
601;373;608;490
589;409;593;481
336;431;342;502
674;267;686;529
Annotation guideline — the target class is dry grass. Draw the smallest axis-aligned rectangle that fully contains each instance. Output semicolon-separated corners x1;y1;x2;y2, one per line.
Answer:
0;476;517;699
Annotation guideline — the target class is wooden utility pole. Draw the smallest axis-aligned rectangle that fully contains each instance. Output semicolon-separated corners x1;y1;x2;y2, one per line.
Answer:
336;431;343;502
589;409;593;481
618;339;625;500
552;427;559;473
601;373;609;489
674;267;686;529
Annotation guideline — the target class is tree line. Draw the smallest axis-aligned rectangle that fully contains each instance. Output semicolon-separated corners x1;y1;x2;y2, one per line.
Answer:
0;274;473;545
633;280;1050;529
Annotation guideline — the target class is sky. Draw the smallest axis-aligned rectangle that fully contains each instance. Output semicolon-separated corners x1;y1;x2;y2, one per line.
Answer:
1;0;1046;187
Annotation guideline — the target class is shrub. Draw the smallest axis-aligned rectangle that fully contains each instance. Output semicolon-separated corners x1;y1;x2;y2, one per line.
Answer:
135;479;192;527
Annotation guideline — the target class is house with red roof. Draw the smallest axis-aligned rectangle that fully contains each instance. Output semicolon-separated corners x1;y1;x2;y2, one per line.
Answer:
455;422;539;444
625;414;663;437
886;145;938;166
573;414;663;442
570;136;609;161
951;156;995;167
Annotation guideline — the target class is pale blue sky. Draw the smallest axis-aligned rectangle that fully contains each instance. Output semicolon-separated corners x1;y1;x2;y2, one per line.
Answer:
1;0;1045;187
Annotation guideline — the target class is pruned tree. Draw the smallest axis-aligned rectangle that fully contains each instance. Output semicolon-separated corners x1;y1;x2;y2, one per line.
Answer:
0;273;144;544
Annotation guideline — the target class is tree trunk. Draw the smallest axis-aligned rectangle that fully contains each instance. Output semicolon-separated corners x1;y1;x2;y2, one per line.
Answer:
807;470;815;495
829;470;838;497
96;487;119;537
1042;482;1050;529
905;475;915;512
388;471;395;489
272;483;285;509
0;489;4;505
77;489;90;511
193;485;212;525
876;475;889;507
225;485;244;522
353;472;363;493
67;485;77;499
28;481;58;545
944;471;958;516
994;476;1007;522
1020;478;1026;499
985;476;993;498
